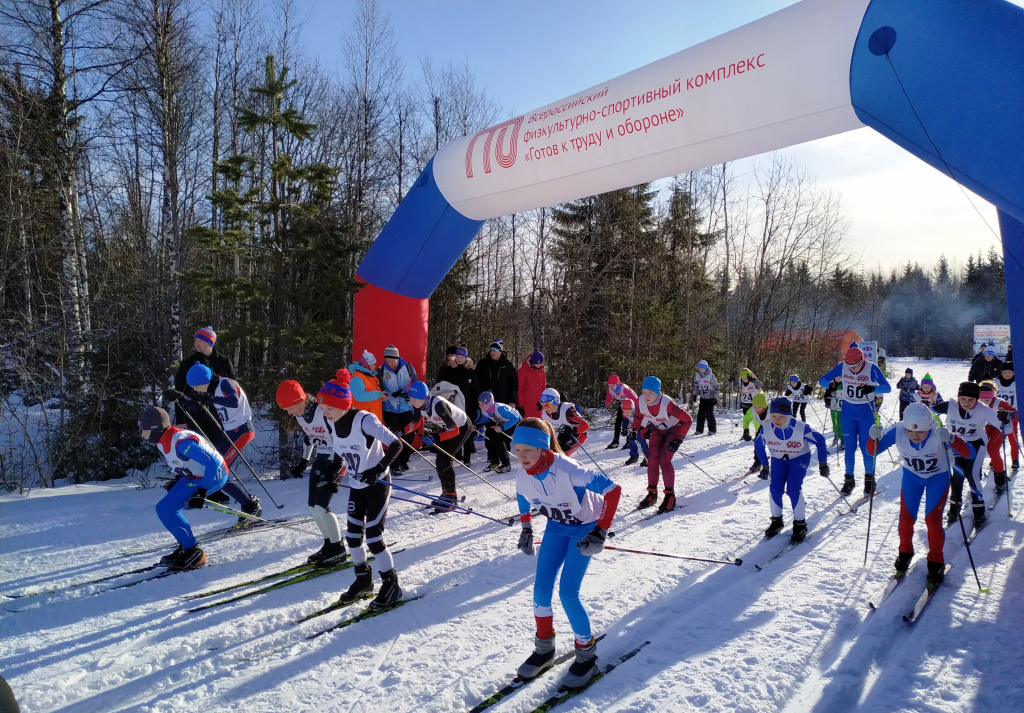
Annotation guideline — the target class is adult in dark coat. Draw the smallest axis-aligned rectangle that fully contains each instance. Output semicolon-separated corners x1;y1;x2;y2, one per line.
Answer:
968;346;1003;383
437;345;480;463
171;326;236;438
475;339;518;405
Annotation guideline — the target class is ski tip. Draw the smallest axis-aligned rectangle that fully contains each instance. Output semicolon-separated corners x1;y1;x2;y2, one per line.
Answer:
733;558;743;566
868;602;878;611
754;564;763;572
902;614;912;623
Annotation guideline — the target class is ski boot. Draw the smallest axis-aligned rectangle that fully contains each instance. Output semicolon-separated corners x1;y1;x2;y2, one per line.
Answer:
863;474;876;496
605;440;620;450
517;634;556;680
431;491;458;513
994;471;1008;495
369;569;402;611
338;564;374;605
838;439;845;451
159;544;184;566
238;496;262;527
307;538;330;564
168;546;206;571
624;455;639;466
313;540;348;568
946;499;962;525
840;475;855;496
764;516;784;539
657;488;676;513
926;561;946;588
790;520;807;544
973;505;987;528
639;458;648;468
1013;460;1020;472
561;638;598;689
496;463;512;474
620;441;629;450
637;487;657;509
894;551;913;576
748;458;762;475
483;463;498;473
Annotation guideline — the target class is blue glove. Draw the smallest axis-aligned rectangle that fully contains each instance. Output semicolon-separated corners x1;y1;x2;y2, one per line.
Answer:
421;435;435;449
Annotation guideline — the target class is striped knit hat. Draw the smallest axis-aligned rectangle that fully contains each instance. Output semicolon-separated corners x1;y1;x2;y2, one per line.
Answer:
195;326;217;347
318;369;353;410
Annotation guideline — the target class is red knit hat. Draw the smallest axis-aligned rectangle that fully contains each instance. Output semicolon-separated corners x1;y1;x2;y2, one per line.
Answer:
318;369;353;410
844;347;864;365
607;374;620;385
276;380;306;409
621;398;636;413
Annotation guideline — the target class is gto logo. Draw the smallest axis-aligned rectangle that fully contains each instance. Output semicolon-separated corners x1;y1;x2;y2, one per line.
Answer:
787;441;802;448
465;117;524;178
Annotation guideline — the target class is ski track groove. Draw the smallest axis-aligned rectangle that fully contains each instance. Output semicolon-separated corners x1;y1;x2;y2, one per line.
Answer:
2;359;1022;712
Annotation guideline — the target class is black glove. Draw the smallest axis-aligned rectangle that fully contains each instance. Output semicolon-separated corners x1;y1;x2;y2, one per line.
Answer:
741;430;752;442
391;390;407;399
290;458;309;479
358;463;385;485
628;428;638;440
667;438;683;453
803;385;814;396
709;398;717;407
185;390;213;407
998;410;1013;424
576;525;607;556
759;466;770;480
518;526;535;556
861;384;876;395
161;389;183;405
188;487;208;509
819;462;830;477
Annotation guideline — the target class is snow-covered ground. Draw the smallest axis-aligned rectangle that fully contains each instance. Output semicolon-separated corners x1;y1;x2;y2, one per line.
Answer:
2;358;1021;713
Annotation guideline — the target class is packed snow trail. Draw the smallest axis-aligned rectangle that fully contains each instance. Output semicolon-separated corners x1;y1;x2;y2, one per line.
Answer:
1;358;1021;712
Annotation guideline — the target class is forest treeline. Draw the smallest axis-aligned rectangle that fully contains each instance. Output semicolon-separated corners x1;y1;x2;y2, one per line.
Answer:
0;0;1007;484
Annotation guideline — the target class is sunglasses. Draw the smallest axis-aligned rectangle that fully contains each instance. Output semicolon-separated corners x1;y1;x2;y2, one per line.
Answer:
490;348;501;353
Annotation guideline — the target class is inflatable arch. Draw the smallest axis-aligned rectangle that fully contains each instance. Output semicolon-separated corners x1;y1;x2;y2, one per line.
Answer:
354;0;1023;375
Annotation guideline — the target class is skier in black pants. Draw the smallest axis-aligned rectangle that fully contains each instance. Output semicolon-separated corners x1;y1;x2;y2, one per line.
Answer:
690;360;720;435
406;380;473;511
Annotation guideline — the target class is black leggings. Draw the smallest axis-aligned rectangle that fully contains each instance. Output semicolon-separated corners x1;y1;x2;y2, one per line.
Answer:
793;401;807;422
436;425;473;492
308;453;339;510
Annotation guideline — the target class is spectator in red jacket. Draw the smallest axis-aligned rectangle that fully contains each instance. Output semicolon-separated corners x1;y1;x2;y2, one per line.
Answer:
517;350;547;418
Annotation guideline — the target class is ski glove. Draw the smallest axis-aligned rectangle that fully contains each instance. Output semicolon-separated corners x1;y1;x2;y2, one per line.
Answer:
290;459;309;479
819;463;830;477
860;384;876;395
741;431;752;442
997;410;1013;424
421;435;435;449
936;427;954;444
803;384;814;396
869;425;883;440
391;390;407;399
628;428;638;440
188;487;208;509
518;526;535;556
759;466;770;480
667;438;683;453
161;389;182;404
357;463;384;485
576;525;607;556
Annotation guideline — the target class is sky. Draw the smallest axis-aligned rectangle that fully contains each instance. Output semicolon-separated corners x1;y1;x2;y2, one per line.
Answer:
289;0;1011;275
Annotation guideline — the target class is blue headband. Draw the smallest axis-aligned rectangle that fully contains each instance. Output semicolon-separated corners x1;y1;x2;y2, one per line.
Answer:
511;425;552;450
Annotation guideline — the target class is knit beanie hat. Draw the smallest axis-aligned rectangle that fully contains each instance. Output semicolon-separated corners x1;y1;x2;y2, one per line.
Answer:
770;397;793;415
845;347;864;365
984;346;997;356
1003;361;1015;373
138;406;170;443
384;345;400;359
489;339;504;352
920;373;935;387
361;350;377;368
697;360;709;370
642;376;662;394
539;388;560;406
445;345;458;356
318;369;354;410
740;369;750;379
752;392;768;409
607;374;620;385
194;326;217;347
905;368;914;376
276;380;306;409
901;402;935;431
186;363;213;387
478;390;495;414
529;350;545;366
789;375;800;383
408;381;430;401
958;381;980;399
621;398;636;413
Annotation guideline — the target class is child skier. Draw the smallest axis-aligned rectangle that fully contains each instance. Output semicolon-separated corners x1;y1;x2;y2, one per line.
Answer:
539;388;590;455
995;361;1019;471
512;418;621;689
817;346;892;496
182;363;262;524
822;376;845;450
895;368;920;420
913;373;944;408
604;375;638;449
755;398;829;543
633;376;693;512
138;406;228;570
689;360;720;435
406;380;472;512
784;375;813;422
742;392;770;475
932;381;1009;526
867;403;974;586
275;379;348;567
978;380;1018;495
620;398;649;467
738;369;763;440
477;390;520;473
318;370;405;610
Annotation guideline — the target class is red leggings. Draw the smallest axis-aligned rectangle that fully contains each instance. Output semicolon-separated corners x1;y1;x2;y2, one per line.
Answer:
647;425;683;490
987;431;1019;471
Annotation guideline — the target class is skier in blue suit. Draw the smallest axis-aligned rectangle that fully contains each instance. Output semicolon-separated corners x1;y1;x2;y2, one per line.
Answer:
755;398;829;543
818;345;891;496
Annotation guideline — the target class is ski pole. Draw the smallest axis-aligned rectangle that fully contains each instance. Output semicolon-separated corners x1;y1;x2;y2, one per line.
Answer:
548;539;742;566
823;475;856;513
1003;432;1013;517
676;449;719;488
177;404;254;499
203;499;320;537
199;403;285;510
573;437;614;481
402;437;513;500
382;480;514;526
952;489;991;593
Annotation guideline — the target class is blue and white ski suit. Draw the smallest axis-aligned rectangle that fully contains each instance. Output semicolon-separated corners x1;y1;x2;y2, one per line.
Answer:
818;361;891;475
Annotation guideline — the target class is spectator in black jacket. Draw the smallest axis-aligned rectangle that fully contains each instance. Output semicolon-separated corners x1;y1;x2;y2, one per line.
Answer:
969;346;1003;383
475;339;518;406
171;326;235;436
437;345;480;464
